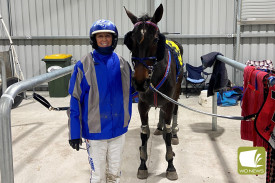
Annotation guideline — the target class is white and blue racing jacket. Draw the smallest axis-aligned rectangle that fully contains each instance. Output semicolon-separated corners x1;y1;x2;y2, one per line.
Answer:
68;50;132;140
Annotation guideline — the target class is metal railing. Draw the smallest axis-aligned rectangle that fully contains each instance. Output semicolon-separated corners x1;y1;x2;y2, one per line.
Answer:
0;64;74;183
211;55;246;131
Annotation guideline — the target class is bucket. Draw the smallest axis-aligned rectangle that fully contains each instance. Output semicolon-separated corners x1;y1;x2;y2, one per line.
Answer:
198;90;212;107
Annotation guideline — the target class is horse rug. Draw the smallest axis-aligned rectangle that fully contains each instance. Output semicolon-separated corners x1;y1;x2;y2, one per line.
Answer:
241;66;269;149
255;80;275;149
165;40;183;79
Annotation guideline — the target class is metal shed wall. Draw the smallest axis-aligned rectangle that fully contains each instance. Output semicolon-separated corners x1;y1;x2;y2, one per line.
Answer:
241;0;275;21
1;0;275;86
240;24;275;63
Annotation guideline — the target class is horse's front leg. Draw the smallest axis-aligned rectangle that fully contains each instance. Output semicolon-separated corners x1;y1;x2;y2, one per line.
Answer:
137;100;151;179
171;104;179;145
162;103;178;180
156;105;180;145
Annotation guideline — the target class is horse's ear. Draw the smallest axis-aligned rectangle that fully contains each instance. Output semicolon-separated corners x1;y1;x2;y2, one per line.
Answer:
157;33;166;61
124;31;133;51
124;6;138;24
151;4;163;24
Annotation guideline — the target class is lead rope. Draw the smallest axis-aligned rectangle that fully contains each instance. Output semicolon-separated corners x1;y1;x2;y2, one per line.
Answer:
150;83;256;121
33;93;69;111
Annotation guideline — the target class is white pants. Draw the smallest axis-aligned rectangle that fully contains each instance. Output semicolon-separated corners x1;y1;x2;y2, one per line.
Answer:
85;134;125;183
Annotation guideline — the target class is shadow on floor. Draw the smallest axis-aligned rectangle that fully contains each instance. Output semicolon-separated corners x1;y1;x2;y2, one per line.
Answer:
189;122;237;183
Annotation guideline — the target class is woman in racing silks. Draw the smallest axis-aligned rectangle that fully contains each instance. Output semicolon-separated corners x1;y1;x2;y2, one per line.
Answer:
68;19;132;183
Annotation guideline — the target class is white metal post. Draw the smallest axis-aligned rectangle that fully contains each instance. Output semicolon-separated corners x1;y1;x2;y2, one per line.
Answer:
212;92;217;131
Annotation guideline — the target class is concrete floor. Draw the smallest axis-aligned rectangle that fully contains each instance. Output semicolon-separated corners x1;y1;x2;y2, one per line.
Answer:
1;91;266;183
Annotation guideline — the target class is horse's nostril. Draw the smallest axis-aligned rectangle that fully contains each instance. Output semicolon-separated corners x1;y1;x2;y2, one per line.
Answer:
132;79;148;92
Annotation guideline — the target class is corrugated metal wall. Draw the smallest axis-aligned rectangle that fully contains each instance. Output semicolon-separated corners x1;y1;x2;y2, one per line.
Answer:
241;0;275;21
240;24;275;62
1;0;275;86
164;0;235;82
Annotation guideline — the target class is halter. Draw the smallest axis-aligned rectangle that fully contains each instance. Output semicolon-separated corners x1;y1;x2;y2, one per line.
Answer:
134;21;159;31
131;21;159;77
131;56;157;76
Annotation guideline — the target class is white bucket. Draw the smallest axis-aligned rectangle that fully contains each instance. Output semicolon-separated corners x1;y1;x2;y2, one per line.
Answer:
198;90;213;107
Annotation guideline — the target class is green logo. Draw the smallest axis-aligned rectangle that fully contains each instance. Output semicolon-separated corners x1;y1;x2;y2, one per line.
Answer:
238;147;266;175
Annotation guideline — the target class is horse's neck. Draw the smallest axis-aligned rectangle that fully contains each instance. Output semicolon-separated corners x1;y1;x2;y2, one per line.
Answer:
151;49;169;85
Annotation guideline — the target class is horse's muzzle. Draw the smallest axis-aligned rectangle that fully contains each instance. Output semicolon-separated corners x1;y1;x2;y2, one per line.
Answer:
132;78;151;92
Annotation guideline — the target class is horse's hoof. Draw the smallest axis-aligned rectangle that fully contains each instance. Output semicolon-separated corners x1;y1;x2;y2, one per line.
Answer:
153;128;163;135
171;137;179;145
166;171;178;180
137;169;148;179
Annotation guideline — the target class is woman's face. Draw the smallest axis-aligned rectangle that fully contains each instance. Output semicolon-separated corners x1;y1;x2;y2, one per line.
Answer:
95;33;113;47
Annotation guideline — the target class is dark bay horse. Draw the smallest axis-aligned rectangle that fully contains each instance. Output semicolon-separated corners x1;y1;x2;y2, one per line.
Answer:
124;4;183;180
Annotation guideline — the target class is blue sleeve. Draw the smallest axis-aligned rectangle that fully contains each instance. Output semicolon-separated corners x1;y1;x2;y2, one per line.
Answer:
69;96;81;139
68;63;82;140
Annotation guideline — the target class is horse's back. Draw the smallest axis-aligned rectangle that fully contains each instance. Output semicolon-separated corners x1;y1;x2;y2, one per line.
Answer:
167;39;183;56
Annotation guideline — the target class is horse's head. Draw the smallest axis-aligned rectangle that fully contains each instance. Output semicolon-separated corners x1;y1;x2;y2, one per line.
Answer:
124;4;166;92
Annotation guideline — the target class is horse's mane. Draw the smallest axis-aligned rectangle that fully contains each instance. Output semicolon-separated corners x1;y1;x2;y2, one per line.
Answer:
137;14;151;22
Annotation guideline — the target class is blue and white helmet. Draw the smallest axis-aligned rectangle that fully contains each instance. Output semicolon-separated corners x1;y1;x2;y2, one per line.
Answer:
90;19;118;49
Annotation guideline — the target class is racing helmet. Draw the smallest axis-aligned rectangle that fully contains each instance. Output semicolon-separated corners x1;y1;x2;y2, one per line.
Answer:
90;19;118;49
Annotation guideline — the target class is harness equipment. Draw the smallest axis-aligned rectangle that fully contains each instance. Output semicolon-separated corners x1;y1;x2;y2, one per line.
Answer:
131;56;157;78
148;50;171;107
33;92;69;111
151;51;171;90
